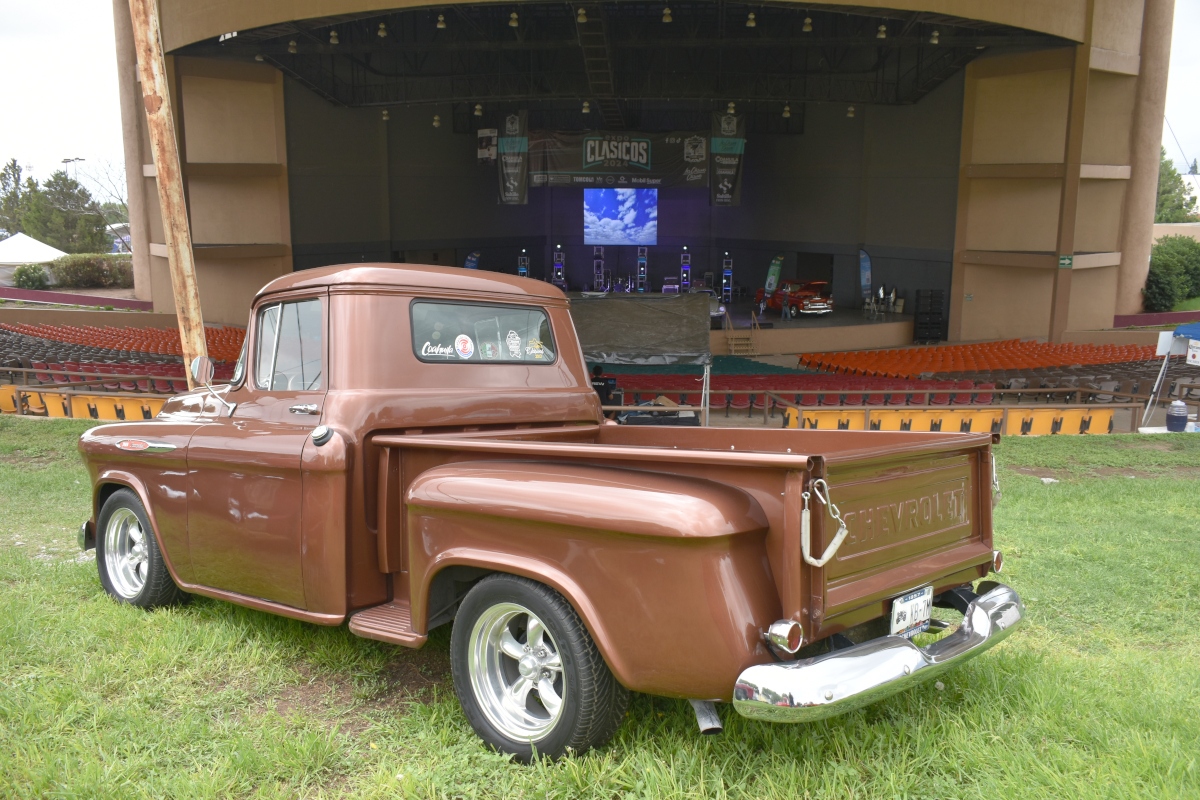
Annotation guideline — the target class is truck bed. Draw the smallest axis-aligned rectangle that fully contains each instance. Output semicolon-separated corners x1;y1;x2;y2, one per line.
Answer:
371;424;996;652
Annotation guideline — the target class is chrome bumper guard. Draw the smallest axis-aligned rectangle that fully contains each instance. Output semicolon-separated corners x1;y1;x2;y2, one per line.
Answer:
732;583;1024;722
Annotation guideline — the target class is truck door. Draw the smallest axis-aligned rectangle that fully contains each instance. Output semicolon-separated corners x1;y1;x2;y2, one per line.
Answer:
186;295;326;609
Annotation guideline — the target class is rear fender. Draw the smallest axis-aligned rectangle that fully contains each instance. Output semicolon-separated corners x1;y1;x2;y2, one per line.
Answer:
405;461;780;699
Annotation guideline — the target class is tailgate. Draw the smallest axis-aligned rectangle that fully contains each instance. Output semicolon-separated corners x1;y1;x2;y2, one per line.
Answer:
813;444;994;631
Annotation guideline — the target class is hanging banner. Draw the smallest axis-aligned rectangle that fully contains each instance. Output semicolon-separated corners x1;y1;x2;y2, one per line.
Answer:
710;113;745;206
1188;339;1200;367
764;253;785;293
477;128;497;164
528;130;709;188
859;249;873;300
498;112;529;204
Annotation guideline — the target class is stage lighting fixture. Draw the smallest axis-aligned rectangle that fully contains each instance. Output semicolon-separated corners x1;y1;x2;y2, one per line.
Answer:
254;54;264;62
474;104;483;117
436;15;446;29
662;7;672;23
803;17;812;32
577;8;588;23
382;109;390;121
847;105;856;118
745;11;756;28
929;29;940;44
509;11;519;27
378;22;388;37
433;114;441;128
876;25;886;39
287;40;298;53
782;103;791;119
726;102;736;114
329;30;339;45
582;100;591;114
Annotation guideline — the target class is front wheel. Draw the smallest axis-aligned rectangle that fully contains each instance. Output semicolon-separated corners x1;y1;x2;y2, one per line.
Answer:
451;574;629;761
96;489;186;608
788;305;799;318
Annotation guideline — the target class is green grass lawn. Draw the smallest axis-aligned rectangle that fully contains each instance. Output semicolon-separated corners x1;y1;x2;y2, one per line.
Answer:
1172;296;1200;313
1;416;1197;798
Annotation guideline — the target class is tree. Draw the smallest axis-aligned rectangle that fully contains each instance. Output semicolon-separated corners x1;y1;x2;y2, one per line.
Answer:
1156;148;1198;223
1191;159;1199;176
0;158;32;237
20;170;109;253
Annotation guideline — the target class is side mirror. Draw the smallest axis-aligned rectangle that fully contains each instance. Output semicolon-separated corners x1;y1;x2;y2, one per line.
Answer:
188;355;235;414
189;356;215;386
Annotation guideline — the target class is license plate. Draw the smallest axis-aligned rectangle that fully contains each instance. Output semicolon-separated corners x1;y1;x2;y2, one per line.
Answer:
890;586;933;638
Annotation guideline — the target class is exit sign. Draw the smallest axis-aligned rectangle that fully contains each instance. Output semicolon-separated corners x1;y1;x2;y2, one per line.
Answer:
1058;255;1074;269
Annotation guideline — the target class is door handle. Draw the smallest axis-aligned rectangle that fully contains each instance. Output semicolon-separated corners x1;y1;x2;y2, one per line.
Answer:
289;403;319;415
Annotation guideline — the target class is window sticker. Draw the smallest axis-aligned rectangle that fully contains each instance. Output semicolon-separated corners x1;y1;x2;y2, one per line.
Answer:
411;301;556;364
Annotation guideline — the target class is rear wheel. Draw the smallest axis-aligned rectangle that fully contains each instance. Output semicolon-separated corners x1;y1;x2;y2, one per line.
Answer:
451;574;628;761
96;489;185;608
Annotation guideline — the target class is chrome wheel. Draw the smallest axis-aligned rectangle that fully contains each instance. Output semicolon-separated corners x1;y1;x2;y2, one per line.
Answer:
103;507;148;599
467;602;566;742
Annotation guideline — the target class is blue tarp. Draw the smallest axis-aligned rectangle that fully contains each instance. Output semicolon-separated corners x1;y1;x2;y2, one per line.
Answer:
1173;322;1200;339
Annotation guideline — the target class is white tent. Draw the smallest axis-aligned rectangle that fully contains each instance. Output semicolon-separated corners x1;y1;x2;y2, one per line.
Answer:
0;233;67;266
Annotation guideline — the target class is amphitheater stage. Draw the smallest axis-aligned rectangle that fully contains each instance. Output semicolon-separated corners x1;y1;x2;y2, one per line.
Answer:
713;303;914;356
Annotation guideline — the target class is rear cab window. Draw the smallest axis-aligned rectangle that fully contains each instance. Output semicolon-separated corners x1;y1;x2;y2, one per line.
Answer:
411;300;556;364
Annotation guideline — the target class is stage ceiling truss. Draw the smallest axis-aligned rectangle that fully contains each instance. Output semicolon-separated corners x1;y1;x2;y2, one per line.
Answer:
180;2;1065;131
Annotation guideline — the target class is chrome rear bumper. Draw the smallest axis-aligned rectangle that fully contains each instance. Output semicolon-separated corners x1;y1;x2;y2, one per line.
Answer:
732;583;1024;722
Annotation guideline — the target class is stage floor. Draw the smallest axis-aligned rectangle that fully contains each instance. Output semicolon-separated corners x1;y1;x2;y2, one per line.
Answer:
714;300;915;355
724;299;911;330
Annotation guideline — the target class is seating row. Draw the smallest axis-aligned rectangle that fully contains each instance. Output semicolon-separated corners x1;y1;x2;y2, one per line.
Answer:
0;322;245;362
0;386;167;421
779;406;1116;435
801;339;1159;378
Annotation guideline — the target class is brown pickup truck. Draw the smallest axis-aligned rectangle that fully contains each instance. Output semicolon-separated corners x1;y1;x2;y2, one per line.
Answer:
77;264;1023;760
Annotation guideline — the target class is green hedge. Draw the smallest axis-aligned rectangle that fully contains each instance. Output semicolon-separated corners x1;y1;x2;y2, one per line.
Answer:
12;264;50;290
47;253;134;289
1144;235;1200;312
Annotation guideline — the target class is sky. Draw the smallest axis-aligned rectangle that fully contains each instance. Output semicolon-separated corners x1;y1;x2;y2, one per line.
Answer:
584;188;659;246
0;1;1197;196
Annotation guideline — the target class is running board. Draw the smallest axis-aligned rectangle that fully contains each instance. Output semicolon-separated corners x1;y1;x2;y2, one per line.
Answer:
348;601;427;648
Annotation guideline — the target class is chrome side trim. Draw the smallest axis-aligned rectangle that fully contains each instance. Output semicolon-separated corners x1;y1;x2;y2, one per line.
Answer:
732;583;1024;723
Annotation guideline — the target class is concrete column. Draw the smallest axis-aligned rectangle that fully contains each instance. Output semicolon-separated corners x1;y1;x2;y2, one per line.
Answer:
1116;0;1176;316
111;0;152;302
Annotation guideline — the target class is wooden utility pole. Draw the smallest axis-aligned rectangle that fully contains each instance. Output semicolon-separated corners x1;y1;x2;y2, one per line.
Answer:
127;0;207;388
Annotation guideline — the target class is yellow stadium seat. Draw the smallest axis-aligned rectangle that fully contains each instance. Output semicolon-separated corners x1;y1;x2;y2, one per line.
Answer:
42;392;72;418
798;409;868;430
138;398;166;419
70;395;95;420
88;396;128;421
0;385;17;414
21;390;46;416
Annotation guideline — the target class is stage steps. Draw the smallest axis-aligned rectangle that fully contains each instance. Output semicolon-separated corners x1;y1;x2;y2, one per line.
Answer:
348;600;427;648
726;331;757;356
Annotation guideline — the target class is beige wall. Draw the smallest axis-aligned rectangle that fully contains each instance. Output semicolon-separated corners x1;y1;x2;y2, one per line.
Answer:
1154;223;1200;243
948;0;1173;341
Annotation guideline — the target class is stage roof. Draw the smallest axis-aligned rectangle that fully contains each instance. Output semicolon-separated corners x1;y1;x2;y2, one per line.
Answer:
570;292;712;366
180;2;1065;131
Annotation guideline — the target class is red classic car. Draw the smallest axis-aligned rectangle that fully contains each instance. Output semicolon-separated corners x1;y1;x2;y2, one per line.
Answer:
755;280;834;317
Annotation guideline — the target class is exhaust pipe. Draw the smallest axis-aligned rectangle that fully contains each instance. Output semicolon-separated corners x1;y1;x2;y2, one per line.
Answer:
689;700;723;735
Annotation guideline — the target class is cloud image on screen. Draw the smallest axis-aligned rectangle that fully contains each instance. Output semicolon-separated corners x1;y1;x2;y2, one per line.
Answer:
583;188;658;246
